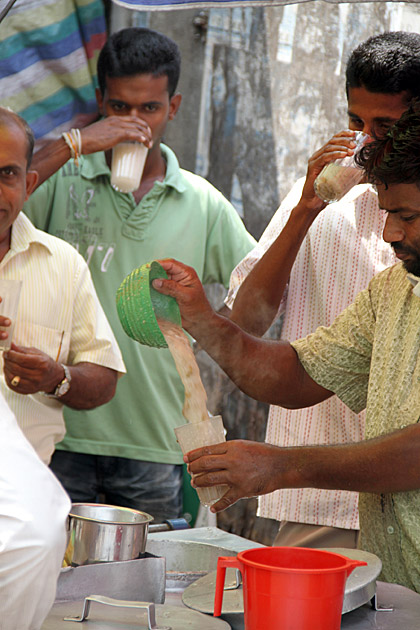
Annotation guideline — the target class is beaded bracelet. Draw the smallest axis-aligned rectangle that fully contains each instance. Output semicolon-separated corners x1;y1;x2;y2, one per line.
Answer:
62;128;82;166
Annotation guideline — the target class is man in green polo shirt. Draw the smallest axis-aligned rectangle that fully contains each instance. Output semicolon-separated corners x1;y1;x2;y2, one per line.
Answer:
24;27;255;522
153;103;420;591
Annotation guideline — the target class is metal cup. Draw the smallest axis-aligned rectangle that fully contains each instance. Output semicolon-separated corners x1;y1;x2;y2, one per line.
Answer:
66;503;154;566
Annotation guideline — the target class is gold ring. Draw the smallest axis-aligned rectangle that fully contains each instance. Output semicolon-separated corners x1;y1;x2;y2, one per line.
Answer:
11;376;20;387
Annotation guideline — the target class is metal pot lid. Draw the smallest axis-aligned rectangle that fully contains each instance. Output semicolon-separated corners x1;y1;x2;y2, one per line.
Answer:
182;547;382;616
42;596;231;630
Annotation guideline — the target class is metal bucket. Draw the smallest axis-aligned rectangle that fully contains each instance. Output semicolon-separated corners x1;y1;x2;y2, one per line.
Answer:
67;503;154;566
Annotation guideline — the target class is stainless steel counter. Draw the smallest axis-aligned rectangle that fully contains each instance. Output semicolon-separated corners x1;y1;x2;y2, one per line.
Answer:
48;527;420;629
148;527;420;630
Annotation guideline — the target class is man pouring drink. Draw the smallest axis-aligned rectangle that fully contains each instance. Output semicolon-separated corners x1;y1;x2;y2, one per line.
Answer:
152;101;420;593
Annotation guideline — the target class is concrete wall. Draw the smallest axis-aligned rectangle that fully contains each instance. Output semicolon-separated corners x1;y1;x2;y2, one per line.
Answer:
111;1;420;543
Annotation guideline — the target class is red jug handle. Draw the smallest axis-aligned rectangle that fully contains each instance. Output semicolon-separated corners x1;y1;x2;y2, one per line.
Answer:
346;558;367;577
214;556;242;617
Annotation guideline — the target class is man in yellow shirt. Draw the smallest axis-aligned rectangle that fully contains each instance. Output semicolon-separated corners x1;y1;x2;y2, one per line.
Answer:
153;102;420;592
0;107;124;464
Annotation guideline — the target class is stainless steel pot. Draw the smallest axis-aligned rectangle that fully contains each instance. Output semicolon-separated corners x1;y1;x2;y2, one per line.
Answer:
67;503;154;566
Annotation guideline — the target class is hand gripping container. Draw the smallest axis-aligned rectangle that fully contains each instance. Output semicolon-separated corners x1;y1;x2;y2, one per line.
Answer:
116;261;181;348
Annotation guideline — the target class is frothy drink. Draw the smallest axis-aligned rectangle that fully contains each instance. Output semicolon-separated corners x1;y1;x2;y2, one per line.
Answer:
314;131;369;203
111;142;148;193
159;319;228;507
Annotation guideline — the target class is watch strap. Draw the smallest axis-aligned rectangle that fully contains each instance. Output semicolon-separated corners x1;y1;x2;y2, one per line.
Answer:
42;364;71;398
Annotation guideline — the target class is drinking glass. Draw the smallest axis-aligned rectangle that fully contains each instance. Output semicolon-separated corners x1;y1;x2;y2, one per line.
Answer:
175;415;228;507
111;142;148;193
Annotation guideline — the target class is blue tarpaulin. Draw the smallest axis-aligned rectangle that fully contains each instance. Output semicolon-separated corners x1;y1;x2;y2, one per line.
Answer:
111;0;420;11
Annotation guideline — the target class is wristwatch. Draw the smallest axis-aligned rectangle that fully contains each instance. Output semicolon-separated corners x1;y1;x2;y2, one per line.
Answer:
43;364;71;398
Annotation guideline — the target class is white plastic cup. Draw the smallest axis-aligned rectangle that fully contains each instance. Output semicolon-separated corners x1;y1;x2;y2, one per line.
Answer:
314;131;370;203
111;142;148;193
174;415;228;507
0;279;22;351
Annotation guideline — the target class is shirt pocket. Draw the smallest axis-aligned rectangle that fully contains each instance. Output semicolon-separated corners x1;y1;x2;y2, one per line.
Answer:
13;321;71;363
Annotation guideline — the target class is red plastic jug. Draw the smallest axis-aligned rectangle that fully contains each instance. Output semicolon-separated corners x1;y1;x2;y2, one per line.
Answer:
214;546;366;630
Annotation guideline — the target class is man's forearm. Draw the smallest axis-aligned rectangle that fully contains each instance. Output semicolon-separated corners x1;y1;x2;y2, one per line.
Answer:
290;423;420;494
230;201;322;336
189;311;330;408
32;138;73;189
187;424;420;513
58;362;119;409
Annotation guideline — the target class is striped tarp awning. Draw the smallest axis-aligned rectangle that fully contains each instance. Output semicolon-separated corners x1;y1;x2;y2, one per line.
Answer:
111;0;420;10
0;0;107;141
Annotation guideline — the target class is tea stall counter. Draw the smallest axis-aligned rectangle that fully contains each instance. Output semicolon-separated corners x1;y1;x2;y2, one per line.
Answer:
44;526;420;629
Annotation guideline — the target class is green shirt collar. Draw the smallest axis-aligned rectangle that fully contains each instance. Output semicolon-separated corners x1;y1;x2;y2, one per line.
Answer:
78;143;186;194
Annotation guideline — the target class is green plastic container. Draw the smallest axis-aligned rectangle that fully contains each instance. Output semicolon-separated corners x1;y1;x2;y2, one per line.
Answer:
116;261;182;348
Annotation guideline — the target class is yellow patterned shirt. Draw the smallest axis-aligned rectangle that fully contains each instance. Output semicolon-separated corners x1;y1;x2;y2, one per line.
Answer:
292;262;420;591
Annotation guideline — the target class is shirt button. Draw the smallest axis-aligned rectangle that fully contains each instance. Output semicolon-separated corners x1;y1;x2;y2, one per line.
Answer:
387;526;394;535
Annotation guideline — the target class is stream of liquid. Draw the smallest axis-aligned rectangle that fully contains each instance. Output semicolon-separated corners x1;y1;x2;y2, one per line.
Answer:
158;319;208;423
158;319;228;506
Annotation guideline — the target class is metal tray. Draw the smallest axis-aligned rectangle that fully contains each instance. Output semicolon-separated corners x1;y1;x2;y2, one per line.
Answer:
42;596;231;630
182;547;382;617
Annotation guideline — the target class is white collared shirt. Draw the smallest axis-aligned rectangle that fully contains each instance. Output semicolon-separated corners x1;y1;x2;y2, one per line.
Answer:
0;212;125;464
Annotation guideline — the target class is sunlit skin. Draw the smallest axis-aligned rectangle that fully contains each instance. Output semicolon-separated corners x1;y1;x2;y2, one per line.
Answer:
287;87;412;218
379;182;420;276
0;121;37;342
229;87;410;336
96;74;181;202
347;87;411;138
0;122;37;258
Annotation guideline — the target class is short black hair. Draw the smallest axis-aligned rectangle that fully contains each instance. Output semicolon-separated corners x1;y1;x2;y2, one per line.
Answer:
0;107;34;169
97;27;181;98
346;31;420;102
356;100;420;190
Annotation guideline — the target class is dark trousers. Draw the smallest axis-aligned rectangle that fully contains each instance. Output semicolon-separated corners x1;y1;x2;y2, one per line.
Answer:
50;450;183;523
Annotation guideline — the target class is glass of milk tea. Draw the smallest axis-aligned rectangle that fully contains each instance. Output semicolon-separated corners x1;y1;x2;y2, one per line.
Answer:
111;142;148;193
314;131;369;203
175;415;228;507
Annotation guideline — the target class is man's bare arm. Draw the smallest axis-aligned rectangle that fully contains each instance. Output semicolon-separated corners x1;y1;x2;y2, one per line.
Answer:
154;259;332;409
186;423;420;512
230;131;358;336
4;345;119;408
31;116;152;189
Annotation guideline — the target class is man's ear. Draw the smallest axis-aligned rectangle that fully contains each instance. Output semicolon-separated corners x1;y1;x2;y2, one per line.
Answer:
25;170;39;200
169;93;182;121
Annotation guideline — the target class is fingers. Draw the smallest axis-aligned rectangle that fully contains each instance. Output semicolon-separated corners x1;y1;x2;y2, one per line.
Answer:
185;442;228;464
81;116;153;153
208;489;241;513
310;130;357;163
156;259;198;284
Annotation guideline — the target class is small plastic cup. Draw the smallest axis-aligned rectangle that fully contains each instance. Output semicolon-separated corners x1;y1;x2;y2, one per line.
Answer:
174;415;228;507
0;279;22;351
111;142;148;193
314;131;369;203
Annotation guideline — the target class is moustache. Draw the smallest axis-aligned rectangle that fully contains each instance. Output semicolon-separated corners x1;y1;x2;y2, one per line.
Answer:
391;244;414;256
